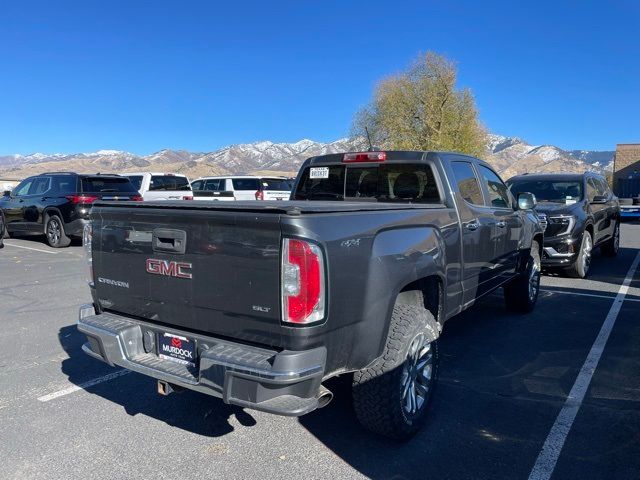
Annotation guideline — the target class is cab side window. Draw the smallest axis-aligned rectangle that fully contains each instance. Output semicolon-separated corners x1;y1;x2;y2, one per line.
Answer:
29;177;51;195
191;180;203;191
450;161;484;205
478;165;511;208
586;178;599;201
12;179;34;196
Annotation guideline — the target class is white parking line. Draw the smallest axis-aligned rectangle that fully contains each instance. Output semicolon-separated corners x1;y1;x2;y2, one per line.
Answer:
541;289;640;302
529;251;640;480
3;242;59;254
37;370;131;402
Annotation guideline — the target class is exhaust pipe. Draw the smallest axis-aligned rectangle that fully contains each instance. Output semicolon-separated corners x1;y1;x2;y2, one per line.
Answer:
316;384;333;408
157;380;183;396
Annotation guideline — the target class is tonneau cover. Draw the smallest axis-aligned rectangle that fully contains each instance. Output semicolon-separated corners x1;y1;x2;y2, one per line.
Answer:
93;200;446;214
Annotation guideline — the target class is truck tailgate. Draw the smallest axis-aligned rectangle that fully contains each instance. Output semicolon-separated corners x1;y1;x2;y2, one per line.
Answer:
92;205;283;347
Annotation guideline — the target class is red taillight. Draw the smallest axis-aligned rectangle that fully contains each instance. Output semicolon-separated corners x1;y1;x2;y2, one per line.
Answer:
182;195;193;200
342;152;386;163
66;195;98;204
281;238;325;324
130;194;143;201
255;190;264;200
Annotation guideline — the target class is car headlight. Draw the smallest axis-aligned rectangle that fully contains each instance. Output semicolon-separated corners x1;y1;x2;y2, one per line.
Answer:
548;215;576;235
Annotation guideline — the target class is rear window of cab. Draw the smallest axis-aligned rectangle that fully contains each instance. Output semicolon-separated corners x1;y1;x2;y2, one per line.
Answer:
293;163;440;203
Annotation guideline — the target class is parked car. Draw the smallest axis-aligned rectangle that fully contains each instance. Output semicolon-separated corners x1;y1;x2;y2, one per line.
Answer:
78;150;543;440
0;172;141;247
125;172;193;201
507;172;620;278
190;176;291;201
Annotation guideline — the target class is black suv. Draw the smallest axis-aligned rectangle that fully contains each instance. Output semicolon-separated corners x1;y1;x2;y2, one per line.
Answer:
0;172;141;248
507;172;620;278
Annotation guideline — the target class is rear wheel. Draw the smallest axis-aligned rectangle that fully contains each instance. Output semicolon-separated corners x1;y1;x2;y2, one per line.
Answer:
600;221;620;257
565;231;592;278
504;240;541;313
352;295;439;441
45;215;71;248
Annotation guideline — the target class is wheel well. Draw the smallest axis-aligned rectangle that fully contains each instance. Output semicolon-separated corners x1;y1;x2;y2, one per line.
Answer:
533;234;543;255
585;223;594;237
399;276;443;327
42;208;62;233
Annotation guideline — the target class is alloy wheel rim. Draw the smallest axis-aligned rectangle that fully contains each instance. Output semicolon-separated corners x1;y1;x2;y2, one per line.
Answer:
582;234;592;272
528;255;541;302
48;220;61;245
401;333;433;417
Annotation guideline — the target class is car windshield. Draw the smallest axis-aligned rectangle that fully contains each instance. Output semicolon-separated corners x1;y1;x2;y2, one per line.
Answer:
81;177;138;193
294;163;440;203
508;179;583;203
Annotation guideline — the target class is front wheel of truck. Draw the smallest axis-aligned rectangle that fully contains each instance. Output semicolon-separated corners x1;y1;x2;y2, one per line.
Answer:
352;297;439;441
504;240;541;313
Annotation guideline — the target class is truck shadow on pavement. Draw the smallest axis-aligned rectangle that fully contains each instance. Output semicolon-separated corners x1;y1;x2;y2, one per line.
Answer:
57;325;257;437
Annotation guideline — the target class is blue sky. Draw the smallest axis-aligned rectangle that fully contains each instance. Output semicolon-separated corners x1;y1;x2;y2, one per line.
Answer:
1;0;638;154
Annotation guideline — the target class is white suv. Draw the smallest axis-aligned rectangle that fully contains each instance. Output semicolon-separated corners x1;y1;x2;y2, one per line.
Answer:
191;176;291;201
125;173;193;201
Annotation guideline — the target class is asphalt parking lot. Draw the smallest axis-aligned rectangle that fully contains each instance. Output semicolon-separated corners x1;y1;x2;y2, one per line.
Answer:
1;223;639;480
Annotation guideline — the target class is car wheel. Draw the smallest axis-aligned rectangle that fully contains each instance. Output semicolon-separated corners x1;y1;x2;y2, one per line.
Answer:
565;231;592;278
45;215;71;248
600;221;620;257
504;240;541;313
352;294;439;441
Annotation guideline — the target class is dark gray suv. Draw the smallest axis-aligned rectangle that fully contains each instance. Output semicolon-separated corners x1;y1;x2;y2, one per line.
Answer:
507;172;620;278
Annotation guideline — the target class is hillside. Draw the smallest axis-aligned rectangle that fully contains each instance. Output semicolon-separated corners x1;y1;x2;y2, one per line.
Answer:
0;136;614;181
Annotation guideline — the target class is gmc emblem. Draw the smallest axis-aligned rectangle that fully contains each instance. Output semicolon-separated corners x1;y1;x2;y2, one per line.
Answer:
146;258;193;279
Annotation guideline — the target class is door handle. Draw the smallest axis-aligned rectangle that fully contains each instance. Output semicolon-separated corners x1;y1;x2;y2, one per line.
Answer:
465;221;479;231
496;221;506;228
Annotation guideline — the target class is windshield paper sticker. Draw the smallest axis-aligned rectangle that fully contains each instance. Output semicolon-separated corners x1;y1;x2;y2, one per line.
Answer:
310;167;329;179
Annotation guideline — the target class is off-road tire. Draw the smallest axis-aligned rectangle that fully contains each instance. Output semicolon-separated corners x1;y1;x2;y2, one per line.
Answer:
45;215;71;248
504;240;541;313
565;231;592;278
600;221;620;257
352;295;439;441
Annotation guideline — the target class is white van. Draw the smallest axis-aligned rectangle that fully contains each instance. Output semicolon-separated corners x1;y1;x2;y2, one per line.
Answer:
125;172;193;201
191;176;291;201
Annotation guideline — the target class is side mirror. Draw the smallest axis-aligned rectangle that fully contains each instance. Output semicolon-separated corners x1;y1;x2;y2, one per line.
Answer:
2;190;11;197
591;195;607;204
518;192;537;210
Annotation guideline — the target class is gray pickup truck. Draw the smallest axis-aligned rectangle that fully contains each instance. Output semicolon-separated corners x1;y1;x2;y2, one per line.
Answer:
78;150;544;440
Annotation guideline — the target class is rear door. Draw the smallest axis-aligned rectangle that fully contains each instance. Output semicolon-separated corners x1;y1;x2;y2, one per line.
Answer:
448;160;500;305
92;205;283;346
231;178;261;200
477;164;521;281
260;178;291;201
144;175;192;201
22;176;51;230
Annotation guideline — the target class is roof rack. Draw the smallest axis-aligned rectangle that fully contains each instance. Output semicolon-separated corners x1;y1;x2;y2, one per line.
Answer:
40;172;77;175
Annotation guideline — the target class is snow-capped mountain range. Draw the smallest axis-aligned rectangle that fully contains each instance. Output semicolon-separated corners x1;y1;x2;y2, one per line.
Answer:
0;136;614;180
